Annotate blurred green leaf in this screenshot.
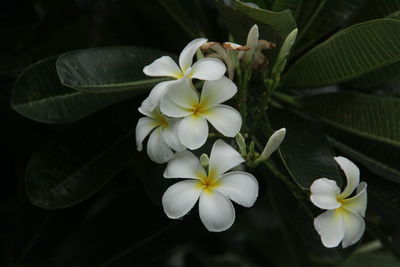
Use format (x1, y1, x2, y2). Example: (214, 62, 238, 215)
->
(299, 91, 400, 148)
(268, 108, 342, 189)
(25, 102, 137, 209)
(57, 46, 174, 93)
(11, 56, 140, 123)
(0, 51, 31, 77)
(284, 19, 400, 88)
(335, 252, 400, 267)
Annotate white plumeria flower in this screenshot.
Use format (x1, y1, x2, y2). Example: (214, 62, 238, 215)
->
(162, 139, 259, 232)
(160, 76, 242, 150)
(141, 38, 227, 110)
(135, 105, 185, 164)
(310, 156, 368, 248)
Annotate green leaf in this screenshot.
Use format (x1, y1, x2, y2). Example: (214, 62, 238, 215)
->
(352, 0, 400, 23)
(271, 0, 302, 13)
(293, 0, 366, 56)
(11, 56, 141, 124)
(25, 102, 137, 209)
(299, 91, 400, 148)
(348, 60, 400, 88)
(57, 46, 174, 93)
(336, 252, 400, 267)
(367, 174, 400, 215)
(328, 134, 400, 184)
(268, 108, 342, 189)
(284, 19, 400, 88)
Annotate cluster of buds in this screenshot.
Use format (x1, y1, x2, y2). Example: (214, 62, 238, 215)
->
(200, 25, 276, 79)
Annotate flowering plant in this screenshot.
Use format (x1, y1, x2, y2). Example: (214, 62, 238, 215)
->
(5, 0, 400, 266)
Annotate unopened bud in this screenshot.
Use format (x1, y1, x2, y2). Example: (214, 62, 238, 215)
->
(200, 153, 209, 167)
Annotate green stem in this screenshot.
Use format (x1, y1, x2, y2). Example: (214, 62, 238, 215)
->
(273, 91, 300, 108)
(296, 0, 327, 43)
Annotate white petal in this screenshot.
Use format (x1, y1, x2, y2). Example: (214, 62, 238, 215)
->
(246, 24, 259, 48)
(162, 180, 202, 219)
(216, 171, 258, 207)
(199, 190, 235, 232)
(258, 128, 286, 160)
(143, 56, 182, 78)
(178, 115, 209, 150)
(179, 38, 207, 73)
(163, 150, 206, 179)
(314, 210, 345, 248)
(209, 139, 244, 177)
(138, 104, 153, 117)
(162, 118, 185, 152)
(310, 178, 341, 210)
(135, 117, 158, 151)
(160, 78, 198, 118)
(340, 208, 365, 248)
(335, 156, 360, 198)
(188, 58, 226, 80)
(200, 76, 237, 107)
(203, 105, 242, 137)
(342, 182, 367, 217)
(140, 81, 174, 111)
(147, 128, 174, 163)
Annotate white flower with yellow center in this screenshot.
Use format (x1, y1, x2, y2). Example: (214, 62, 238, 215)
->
(135, 106, 184, 163)
(141, 38, 226, 110)
(162, 139, 258, 232)
(160, 76, 242, 150)
(310, 156, 368, 248)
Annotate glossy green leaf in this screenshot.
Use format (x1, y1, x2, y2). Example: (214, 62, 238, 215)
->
(11, 56, 141, 124)
(57, 46, 174, 93)
(268, 108, 342, 189)
(299, 91, 400, 148)
(284, 19, 400, 88)
(25, 103, 137, 209)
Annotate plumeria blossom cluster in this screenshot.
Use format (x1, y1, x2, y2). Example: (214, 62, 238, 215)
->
(135, 25, 368, 246)
(135, 26, 286, 232)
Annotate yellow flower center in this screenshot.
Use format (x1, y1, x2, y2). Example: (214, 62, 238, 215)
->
(189, 102, 209, 117)
(196, 168, 220, 194)
(153, 112, 169, 128)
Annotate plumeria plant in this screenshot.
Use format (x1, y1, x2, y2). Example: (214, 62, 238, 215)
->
(5, 0, 400, 266)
